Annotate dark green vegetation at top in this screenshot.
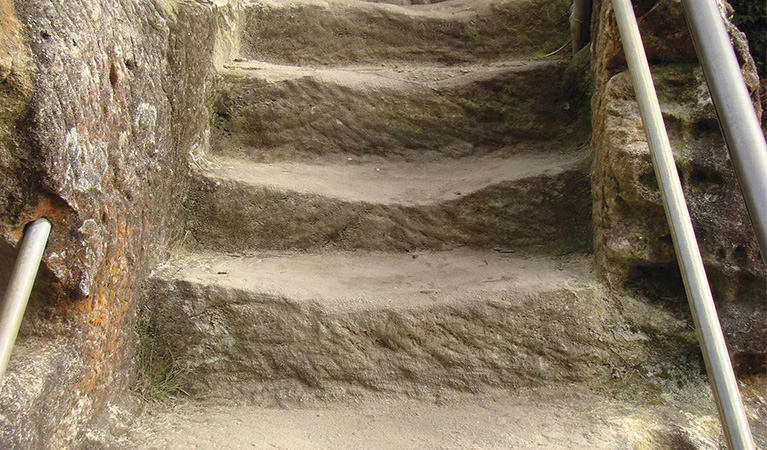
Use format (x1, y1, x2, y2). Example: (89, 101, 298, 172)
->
(729, 0, 766, 78)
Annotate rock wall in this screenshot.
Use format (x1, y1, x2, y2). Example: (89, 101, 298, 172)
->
(591, 0, 766, 373)
(0, 0, 237, 447)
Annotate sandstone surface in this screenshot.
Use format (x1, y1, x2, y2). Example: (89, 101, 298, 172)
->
(590, 0, 766, 371)
(0, 0, 239, 446)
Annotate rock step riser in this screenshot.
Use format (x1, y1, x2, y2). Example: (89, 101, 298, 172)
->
(240, 0, 572, 65)
(211, 62, 578, 160)
(150, 278, 639, 402)
(185, 168, 591, 252)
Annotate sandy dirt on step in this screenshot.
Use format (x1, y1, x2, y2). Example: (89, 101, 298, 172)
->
(120, 385, 664, 449)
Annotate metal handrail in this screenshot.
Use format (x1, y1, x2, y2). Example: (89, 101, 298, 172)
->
(0, 218, 52, 381)
(611, 1, 755, 449)
(679, 0, 767, 271)
(571, 0, 592, 54)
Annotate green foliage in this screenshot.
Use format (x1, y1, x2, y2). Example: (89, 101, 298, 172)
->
(729, 0, 767, 78)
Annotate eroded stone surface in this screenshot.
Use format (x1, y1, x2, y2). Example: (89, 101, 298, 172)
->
(590, 0, 766, 370)
(186, 150, 591, 252)
(210, 60, 580, 160)
(117, 384, 728, 449)
(0, 1, 238, 447)
(147, 251, 697, 404)
(1, 0, 764, 447)
(0, 338, 84, 448)
(239, 0, 572, 65)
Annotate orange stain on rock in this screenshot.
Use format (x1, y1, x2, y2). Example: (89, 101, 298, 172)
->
(12, 195, 73, 240)
(78, 212, 140, 399)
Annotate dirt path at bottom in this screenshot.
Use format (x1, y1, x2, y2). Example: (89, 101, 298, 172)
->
(117, 384, 726, 450)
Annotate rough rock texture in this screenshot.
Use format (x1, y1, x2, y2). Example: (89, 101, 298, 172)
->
(148, 251, 697, 404)
(0, 1, 238, 447)
(186, 151, 591, 253)
(590, 0, 766, 373)
(0, 0, 762, 446)
(210, 60, 580, 160)
(0, 1, 32, 248)
(0, 339, 84, 448)
(239, 0, 572, 65)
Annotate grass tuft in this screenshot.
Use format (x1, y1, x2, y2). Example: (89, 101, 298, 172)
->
(133, 292, 189, 402)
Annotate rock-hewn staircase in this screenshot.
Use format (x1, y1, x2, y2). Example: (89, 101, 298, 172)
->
(122, 0, 735, 447)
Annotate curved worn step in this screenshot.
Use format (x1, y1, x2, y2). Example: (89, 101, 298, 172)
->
(146, 249, 693, 404)
(185, 150, 591, 252)
(210, 59, 583, 160)
(239, 0, 572, 65)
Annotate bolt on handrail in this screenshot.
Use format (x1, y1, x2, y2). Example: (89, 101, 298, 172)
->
(611, 1, 755, 449)
(0, 218, 52, 381)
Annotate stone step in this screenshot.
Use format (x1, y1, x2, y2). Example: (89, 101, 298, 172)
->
(145, 249, 694, 404)
(185, 149, 591, 253)
(120, 384, 725, 449)
(239, 0, 572, 65)
(210, 59, 584, 161)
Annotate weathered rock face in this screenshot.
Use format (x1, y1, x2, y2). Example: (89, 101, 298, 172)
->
(0, 0, 33, 293)
(591, 0, 766, 373)
(0, 0, 763, 445)
(0, 0, 236, 447)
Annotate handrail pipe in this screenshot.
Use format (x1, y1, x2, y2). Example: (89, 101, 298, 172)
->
(611, 1, 755, 449)
(680, 0, 767, 271)
(0, 219, 52, 381)
(571, 0, 593, 54)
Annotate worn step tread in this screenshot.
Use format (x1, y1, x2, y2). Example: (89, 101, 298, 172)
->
(198, 149, 586, 206)
(239, 0, 572, 65)
(249, 0, 499, 19)
(186, 149, 591, 252)
(146, 249, 697, 409)
(211, 57, 580, 159)
(220, 58, 563, 89)
(153, 249, 589, 310)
